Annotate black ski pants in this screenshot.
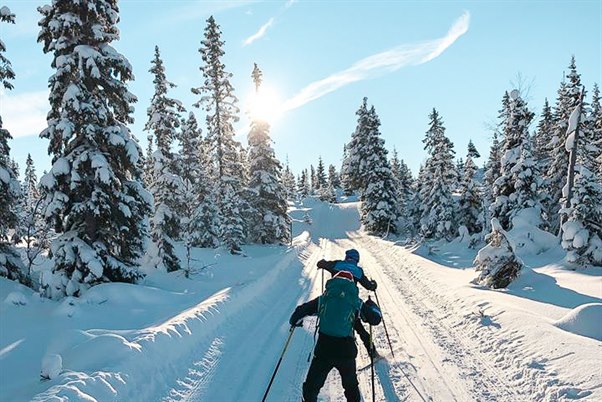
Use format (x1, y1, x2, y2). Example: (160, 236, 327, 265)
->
(302, 355, 361, 402)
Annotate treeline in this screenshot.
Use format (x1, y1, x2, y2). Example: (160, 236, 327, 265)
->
(0, 4, 290, 298)
(292, 57, 601, 267)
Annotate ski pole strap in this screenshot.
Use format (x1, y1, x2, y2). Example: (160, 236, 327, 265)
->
(262, 326, 296, 402)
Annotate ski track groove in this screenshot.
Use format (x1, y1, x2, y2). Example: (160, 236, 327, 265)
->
(348, 233, 590, 402)
(348, 234, 521, 402)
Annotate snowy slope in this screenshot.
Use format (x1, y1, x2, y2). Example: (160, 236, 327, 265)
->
(1, 198, 600, 401)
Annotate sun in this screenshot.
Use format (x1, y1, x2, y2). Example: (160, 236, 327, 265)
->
(247, 86, 283, 124)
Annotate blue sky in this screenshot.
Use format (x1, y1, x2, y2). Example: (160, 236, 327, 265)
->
(1, 0, 601, 178)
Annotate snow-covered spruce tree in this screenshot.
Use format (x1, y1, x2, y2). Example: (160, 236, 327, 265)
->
(359, 105, 401, 235)
(21, 153, 51, 278)
(179, 112, 219, 249)
(327, 164, 340, 190)
(458, 143, 483, 235)
(0, 5, 27, 285)
(532, 99, 555, 227)
(310, 165, 316, 194)
(340, 144, 354, 196)
(473, 218, 523, 289)
(482, 131, 502, 230)
(192, 16, 245, 253)
(560, 88, 602, 266)
(489, 90, 537, 230)
(546, 57, 584, 233)
(246, 64, 290, 244)
(419, 108, 458, 240)
(390, 148, 414, 210)
(342, 98, 372, 195)
(316, 157, 327, 190)
(282, 159, 297, 200)
(145, 45, 185, 272)
(589, 84, 602, 177)
(298, 169, 310, 199)
(37, 0, 151, 298)
(142, 134, 154, 189)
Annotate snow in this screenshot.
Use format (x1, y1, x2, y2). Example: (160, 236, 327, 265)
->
(1, 198, 600, 401)
(41, 354, 63, 380)
(565, 132, 575, 152)
(554, 303, 602, 341)
(566, 105, 580, 136)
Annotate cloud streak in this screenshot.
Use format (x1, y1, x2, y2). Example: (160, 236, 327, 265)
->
(0, 90, 48, 138)
(281, 11, 470, 112)
(243, 17, 274, 46)
(243, 0, 297, 46)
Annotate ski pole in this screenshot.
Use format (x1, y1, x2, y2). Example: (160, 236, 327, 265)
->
(307, 267, 325, 362)
(262, 326, 296, 402)
(369, 324, 375, 402)
(374, 290, 395, 358)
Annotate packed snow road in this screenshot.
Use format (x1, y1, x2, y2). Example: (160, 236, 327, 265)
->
(160, 234, 538, 402)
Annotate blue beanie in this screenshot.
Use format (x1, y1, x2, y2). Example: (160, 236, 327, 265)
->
(345, 249, 360, 263)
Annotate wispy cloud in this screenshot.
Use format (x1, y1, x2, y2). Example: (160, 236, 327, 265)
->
(281, 12, 470, 112)
(242, 0, 297, 46)
(0, 90, 48, 138)
(243, 17, 274, 46)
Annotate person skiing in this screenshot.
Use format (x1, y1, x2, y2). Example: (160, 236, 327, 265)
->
(290, 270, 374, 402)
(317, 249, 378, 357)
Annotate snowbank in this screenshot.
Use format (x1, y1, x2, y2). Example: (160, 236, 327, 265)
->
(554, 303, 602, 341)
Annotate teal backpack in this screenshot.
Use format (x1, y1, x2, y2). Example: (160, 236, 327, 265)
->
(318, 277, 362, 337)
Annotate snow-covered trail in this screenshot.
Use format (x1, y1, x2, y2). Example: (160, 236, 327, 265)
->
(157, 202, 597, 402)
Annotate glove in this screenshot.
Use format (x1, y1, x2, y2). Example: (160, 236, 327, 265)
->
(316, 259, 327, 269)
(369, 280, 377, 291)
(289, 318, 303, 327)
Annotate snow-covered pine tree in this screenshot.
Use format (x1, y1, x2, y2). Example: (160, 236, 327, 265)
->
(589, 84, 602, 177)
(192, 16, 245, 253)
(532, 99, 555, 227)
(0, 5, 27, 285)
(458, 142, 483, 235)
(467, 140, 481, 159)
(21, 153, 50, 277)
(298, 169, 309, 199)
(310, 165, 316, 194)
(246, 64, 290, 244)
(282, 159, 297, 201)
(143, 135, 154, 189)
(327, 164, 340, 190)
(37, 0, 151, 298)
(179, 112, 219, 249)
(316, 157, 327, 190)
(390, 148, 414, 206)
(145, 45, 185, 272)
(546, 57, 584, 233)
(419, 108, 458, 240)
(560, 88, 602, 266)
(342, 98, 372, 195)
(489, 90, 537, 230)
(359, 105, 401, 235)
(340, 144, 354, 196)
(473, 218, 523, 289)
(0, 6, 15, 90)
(483, 131, 502, 229)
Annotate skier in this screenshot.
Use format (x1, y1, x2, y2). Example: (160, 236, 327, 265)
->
(317, 249, 378, 357)
(290, 270, 379, 402)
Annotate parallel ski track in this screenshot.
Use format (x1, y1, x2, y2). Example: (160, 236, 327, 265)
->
(345, 234, 524, 401)
(162, 241, 324, 402)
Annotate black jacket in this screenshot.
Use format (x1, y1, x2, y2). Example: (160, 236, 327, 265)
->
(290, 297, 360, 359)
